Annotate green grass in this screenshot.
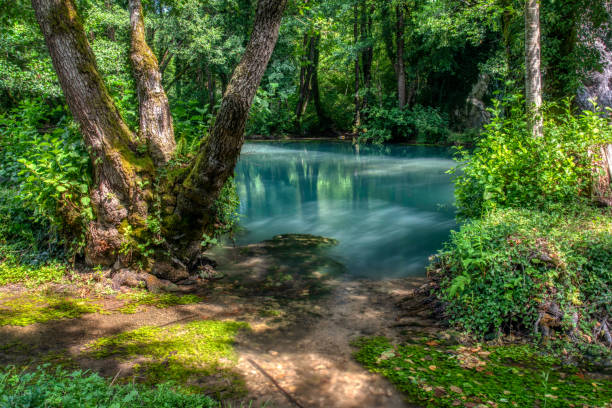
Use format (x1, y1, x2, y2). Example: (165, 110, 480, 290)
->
(0, 365, 218, 407)
(87, 320, 249, 397)
(353, 336, 612, 408)
(0, 293, 101, 326)
(116, 290, 202, 314)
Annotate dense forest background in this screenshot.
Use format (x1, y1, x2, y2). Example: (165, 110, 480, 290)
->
(1, 0, 610, 146)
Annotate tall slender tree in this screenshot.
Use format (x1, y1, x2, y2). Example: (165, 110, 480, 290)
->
(525, 0, 543, 138)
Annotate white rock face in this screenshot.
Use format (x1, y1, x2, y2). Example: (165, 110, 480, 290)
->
(578, 21, 612, 111)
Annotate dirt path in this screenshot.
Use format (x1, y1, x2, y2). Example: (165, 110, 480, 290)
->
(232, 278, 435, 408)
(0, 236, 440, 407)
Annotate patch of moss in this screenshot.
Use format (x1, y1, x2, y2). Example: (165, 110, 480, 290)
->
(86, 320, 249, 397)
(0, 293, 101, 326)
(0, 263, 66, 286)
(353, 336, 612, 408)
(117, 290, 202, 313)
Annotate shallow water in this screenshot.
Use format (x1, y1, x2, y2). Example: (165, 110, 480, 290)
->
(234, 141, 456, 278)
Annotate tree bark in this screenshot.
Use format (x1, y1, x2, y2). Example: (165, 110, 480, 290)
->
(129, 0, 176, 165)
(353, 1, 361, 129)
(360, 0, 373, 111)
(310, 35, 330, 128)
(295, 34, 316, 123)
(207, 65, 216, 112)
(172, 0, 287, 256)
(396, 3, 406, 109)
(31, 0, 152, 266)
(525, 0, 543, 138)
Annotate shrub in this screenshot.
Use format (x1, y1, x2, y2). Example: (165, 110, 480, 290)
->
(0, 365, 218, 407)
(358, 104, 450, 144)
(0, 98, 92, 261)
(430, 206, 612, 340)
(453, 98, 612, 218)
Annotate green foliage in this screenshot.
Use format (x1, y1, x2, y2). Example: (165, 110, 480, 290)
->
(0, 365, 217, 407)
(359, 104, 450, 144)
(87, 320, 248, 395)
(453, 98, 612, 217)
(353, 336, 612, 407)
(0, 292, 101, 326)
(430, 206, 612, 337)
(213, 177, 241, 237)
(0, 99, 92, 260)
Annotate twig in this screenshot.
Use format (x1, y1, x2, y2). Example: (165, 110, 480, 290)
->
(110, 369, 122, 386)
(247, 359, 305, 408)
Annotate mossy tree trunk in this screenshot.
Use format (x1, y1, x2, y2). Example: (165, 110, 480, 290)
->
(32, 0, 287, 274)
(128, 0, 176, 166)
(32, 0, 152, 267)
(171, 0, 287, 259)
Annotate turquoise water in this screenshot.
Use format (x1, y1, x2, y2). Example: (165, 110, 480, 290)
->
(234, 141, 456, 278)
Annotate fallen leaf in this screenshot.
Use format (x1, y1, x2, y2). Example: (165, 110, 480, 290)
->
(450, 385, 463, 394)
(429, 365, 437, 371)
(434, 386, 447, 397)
(426, 340, 439, 346)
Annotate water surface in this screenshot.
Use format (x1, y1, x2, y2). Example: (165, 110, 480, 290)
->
(234, 141, 456, 278)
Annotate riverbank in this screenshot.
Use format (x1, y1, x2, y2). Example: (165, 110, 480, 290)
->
(1, 235, 611, 407)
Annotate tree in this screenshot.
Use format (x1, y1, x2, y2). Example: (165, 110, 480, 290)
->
(525, 0, 543, 138)
(31, 0, 287, 276)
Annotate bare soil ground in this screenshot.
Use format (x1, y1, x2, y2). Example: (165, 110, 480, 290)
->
(0, 237, 439, 407)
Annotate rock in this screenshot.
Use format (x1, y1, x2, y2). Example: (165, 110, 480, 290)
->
(152, 260, 189, 282)
(111, 269, 143, 290)
(140, 273, 165, 293)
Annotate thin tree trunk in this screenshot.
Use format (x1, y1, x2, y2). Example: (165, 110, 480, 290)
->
(295, 34, 310, 123)
(311, 35, 330, 128)
(360, 0, 373, 111)
(525, 0, 543, 138)
(296, 34, 316, 123)
(104, 0, 116, 41)
(31, 0, 151, 266)
(207, 66, 216, 112)
(173, 0, 287, 257)
(353, 1, 361, 130)
(129, 0, 176, 165)
(396, 3, 406, 109)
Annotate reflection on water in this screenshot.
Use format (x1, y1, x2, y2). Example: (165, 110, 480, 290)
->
(234, 141, 456, 278)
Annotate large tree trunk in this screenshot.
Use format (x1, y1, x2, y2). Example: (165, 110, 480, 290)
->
(32, 0, 287, 273)
(171, 0, 287, 258)
(525, 0, 543, 138)
(31, 0, 152, 267)
(129, 0, 176, 166)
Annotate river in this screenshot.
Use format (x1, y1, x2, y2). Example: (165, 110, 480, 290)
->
(234, 141, 456, 278)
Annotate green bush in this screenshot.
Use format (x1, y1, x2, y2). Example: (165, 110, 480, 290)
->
(453, 98, 612, 218)
(0, 99, 92, 261)
(0, 366, 217, 407)
(359, 104, 450, 144)
(431, 206, 612, 338)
